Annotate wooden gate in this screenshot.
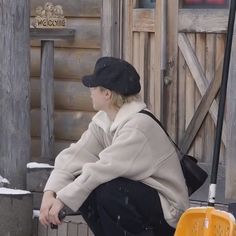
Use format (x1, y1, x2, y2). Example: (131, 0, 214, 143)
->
(102, 0, 236, 200)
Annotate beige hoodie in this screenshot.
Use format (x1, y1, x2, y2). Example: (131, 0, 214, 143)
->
(44, 101, 189, 227)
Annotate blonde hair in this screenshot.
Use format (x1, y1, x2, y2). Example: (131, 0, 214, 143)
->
(99, 87, 141, 108)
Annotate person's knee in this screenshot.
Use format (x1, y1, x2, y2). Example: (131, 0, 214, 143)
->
(95, 178, 126, 206)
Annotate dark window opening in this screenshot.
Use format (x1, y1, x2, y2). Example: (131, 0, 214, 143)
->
(139, 0, 156, 8)
(183, 0, 229, 8)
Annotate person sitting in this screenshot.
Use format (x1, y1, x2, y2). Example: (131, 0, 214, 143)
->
(39, 57, 189, 236)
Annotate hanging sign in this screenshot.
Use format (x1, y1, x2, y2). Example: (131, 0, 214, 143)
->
(32, 2, 66, 28)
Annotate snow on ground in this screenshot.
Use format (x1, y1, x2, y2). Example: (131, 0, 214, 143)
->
(33, 210, 40, 218)
(27, 162, 54, 169)
(0, 187, 31, 195)
(0, 175, 10, 184)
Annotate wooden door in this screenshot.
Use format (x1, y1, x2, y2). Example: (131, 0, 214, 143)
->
(101, 0, 236, 200)
(102, 0, 163, 119)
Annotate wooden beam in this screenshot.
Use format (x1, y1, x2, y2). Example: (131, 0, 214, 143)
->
(178, 33, 226, 146)
(179, 9, 228, 33)
(225, 22, 236, 200)
(101, 0, 122, 57)
(180, 61, 223, 154)
(123, 0, 134, 62)
(30, 28, 75, 40)
(0, 0, 30, 189)
(165, 0, 179, 140)
(154, 0, 166, 120)
(31, 0, 101, 18)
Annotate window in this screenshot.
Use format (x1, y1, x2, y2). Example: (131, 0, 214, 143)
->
(183, 0, 229, 8)
(139, 0, 156, 8)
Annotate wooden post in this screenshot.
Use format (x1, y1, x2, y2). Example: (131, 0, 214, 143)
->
(0, 0, 30, 188)
(165, 0, 179, 141)
(30, 29, 75, 162)
(41, 41, 54, 160)
(225, 22, 236, 200)
(101, 0, 122, 57)
(0, 191, 33, 236)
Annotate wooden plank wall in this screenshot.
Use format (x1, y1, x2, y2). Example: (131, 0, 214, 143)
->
(34, 215, 94, 236)
(30, 0, 102, 160)
(178, 32, 226, 163)
(132, 31, 157, 113)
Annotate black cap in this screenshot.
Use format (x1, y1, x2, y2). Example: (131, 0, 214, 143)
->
(82, 57, 141, 96)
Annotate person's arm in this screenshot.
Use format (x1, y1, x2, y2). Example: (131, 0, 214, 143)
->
(56, 126, 161, 212)
(44, 122, 104, 193)
(40, 122, 104, 226)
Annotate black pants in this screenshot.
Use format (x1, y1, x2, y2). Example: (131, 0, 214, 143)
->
(79, 178, 175, 236)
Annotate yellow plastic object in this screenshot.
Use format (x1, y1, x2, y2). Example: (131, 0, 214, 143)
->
(174, 207, 236, 236)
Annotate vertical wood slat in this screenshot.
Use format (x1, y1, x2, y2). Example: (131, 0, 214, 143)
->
(68, 223, 78, 236)
(58, 223, 68, 236)
(204, 34, 216, 162)
(215, 34, 226, 165)
(154, 0, 166, 120)
(101, 0, 122, 57)
(139, 32, 149, 103)
(185, 33, 196, 155)
(148, 34, 156, 112)
(195, 33, 206, 159)
(41, 41, 54, 160)
(123, 0, 134, 62)
(225, 22, 236, 200)
(178, 51, 186, 144)
(0, 0, 31, 188)
(165, 0, 179, 140)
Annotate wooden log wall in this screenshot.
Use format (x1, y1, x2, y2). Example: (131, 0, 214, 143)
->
(30, 0, 102, 161)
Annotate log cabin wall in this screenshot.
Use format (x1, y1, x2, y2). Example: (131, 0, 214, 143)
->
(30, 0, 102, 161)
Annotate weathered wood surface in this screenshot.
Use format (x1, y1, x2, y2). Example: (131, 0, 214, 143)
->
(179, 9, 228, 33)
(0, 0, 31, 188)
(30, 18, 101, 49)
(31, 110, 94, 141)
(180, 60, 223, 155)
(165, 0, 179, 140)
(35, 215, 94, 236)
(30, 28, 76, 41)
(225, 22, 236, 200)
(178, 33, 226, 146)
(132, 9, 154, 32)
(27, 168, 52, 192)
(31, 78, 93, 111)
(31, 0, 102, 17)
(190, 163, 228, 204)
(31, 138, 71, 160)
(101, 0, 121, 56)
(41, 41, 54, 160)
(31, 47, 100, 79)
(0, 193, 33, 236)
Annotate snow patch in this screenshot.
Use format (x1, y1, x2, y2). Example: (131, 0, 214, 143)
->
(0, 187, 31, 195)
(33, 210, 40, 218)
(27, 162, 54, 169)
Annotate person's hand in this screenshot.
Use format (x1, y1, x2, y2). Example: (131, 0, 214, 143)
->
(39, 191, 56, 226)
(48, 198, 65, 226)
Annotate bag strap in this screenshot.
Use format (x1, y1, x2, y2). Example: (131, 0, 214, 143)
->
(139, 110, 181, 153)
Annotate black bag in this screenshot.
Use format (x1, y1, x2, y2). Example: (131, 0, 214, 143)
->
(139, 110, 208, 196)
(180, 154, 208, 196)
